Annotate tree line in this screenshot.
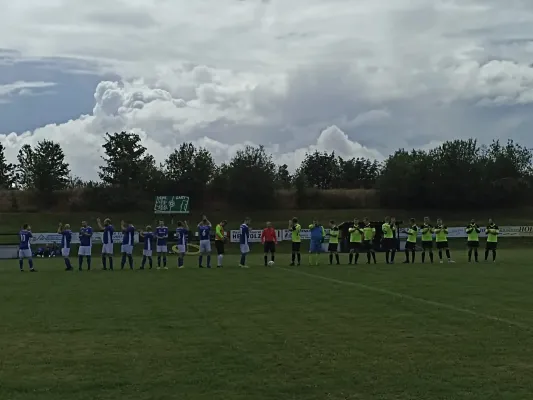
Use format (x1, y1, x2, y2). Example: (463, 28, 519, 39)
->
(0, 132, 531, 211)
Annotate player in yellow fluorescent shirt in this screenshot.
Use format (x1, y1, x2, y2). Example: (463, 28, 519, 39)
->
(362, 217, 376, 264)
(214, 220, 227, 268)
(348, 218, 363, 265)
(327, 220, 340, 265)
(434, 218, 455, 263)
(421, 216, 434, 263)
(466, 219, 481, 263)
(484, 218, 499, 262)
(382, 216, 396, 264)
(403, 218, 418, 263)
(289, 217, 301, 266)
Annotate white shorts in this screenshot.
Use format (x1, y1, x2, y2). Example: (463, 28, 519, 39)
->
(156, 245, 167, 253)
(121, 244, 133, 254)
(240, 244, 250, 254)
(61, 248, 70, 257)
(177, 244, 186, 254)
(19, 249, 32, 258)
(102, 243, 113, 255)
(199, 240, 211, 253)
(78, 246, 92, 256)
(143, 250, 152, 257)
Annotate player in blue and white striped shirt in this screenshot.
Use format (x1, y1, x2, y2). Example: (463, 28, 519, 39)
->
(155, 221, 169, 270)
(19, 224, 36, 272)
(120, 220, 135, 270)
(175, 221, 189, 269)
(58, 222, 73, 271)
(140, 226, 154, 270)
(78, 221, 93, 271)
(239, 217, 251, 268)
(97, 217, 114, 271)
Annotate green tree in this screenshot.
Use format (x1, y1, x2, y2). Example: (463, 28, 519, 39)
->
(275, 164, 292, 189)
(298, 151, 341, 189)
(163, 143, 216, 203)
(225, 145, 277, 208)
(16, 140, 70, 192)
(338, 157, 379, 189)
(99, 132, 155, 188)
(0, 143, 15, 189)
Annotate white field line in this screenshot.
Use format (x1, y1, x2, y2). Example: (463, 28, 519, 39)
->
(278, 267, 530, 330)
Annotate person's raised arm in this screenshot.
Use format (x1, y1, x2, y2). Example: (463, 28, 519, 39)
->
(96, 218, 105, 231)
(57, 222, 63, 234)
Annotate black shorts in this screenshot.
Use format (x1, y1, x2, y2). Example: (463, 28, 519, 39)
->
(436, 241, 448, 249)
(363, 240, 373, 251)
(349, 242, 361, 252)
(328, 243, 338, 252)
(291, 242, 301, 252)
(486, 242, 497, 250)
(382, 238, 394, 250)
(467, 241, 479, 248)
(405, 241, 416, 250)
(422, 240, 433, 249)
(264, 242, 276, 253)
(215, 240, 225, 255)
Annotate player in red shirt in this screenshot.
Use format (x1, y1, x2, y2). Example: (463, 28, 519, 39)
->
(261, 222, 277, 266)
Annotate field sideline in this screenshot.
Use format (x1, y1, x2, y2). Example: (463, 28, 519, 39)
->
(1, 250, 533, 399)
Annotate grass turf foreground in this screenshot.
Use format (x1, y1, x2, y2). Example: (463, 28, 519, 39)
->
(1, 250, 533, 400)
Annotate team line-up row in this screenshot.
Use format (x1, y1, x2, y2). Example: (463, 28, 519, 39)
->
(15, 216, 500, 271)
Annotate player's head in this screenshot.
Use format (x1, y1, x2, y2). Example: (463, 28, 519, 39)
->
(104, 218, 111, 226)
(244, 217, 251, 224)
(177, 221, 183, 227)
(81, 220, 87, 227)
(363, 217, 369, 224)
(329, 220, 335, 227)
(436, 218, 442, 225)
(266, 221, 272, 227)
(410, 218, 416, 224)
(292, 217, 298, 224)
(64, 223, 71, 229)
(126, 220, 132, 227)
(470, 218, 476, 224)
(202, 216, 208, 224)
(159, 220, 164, 226)
(353, 218, 359, 225)
(312, 219, 317, 226)
(22, 223, 29, 230)
(488, 218, 493, 224)
(424, 216, 430, 223)
(385, 216, 390, 223)
(146, 225, 152, 231)
(221, 220, 227, 226)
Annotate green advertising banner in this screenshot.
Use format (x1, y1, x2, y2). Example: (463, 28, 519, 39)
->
(154, 196, 190, 214)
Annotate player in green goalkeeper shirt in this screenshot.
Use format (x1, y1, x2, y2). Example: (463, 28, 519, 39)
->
(403, 218, 417, 263)
(421, 216, 434, 263)
(348, 219, 363, 265)
(327, 220, 340, 265)
(485, 218, 499, 262)
(382, 216, 396, 264)
(434, 218, 455, 263)
(466, 219, 481, 262)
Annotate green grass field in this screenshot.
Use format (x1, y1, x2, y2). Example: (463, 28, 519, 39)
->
(1, 249, 533, 400)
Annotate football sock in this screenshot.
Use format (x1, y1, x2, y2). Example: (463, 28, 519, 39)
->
(329, 254, 333, 264)
(127, 255, 133, 269)
(291, 253, 295, 263)
(157, 256, 161, 267)
(438, 250, 443, 260)
(446, 249, 451, 259)
(141, 256, 146, 269)
(492, 250, 496, 261)
(484, 250, 489, 261)
(404, 249, 409, 262)
(411, 251, 415, 263)
(198, 255, 203, 267)
(366, 252, 371, 263)
(19, 259, 23, 270)
(385, 250, 390, 263)
(108, 257, 113, 270)
(271, 255, 275, 262)
(371, 252, 376, 263)
(349, 253, 353, 264)
(297, 253, 301, 264)
(429, 251, 434, 263)
(335, 254, 339, 264)
(121, 254, 126, 268)
(102, 255, 107, 269)
(64, 258, 71, 269)
(422, 251, 426, 263)
(474, 250, 478, 261)
(28, 259, 34, 270)
(354, 253, 360, 264)
(468, 249, 472, 261)
(206, 255, 211, 267)
(163, 256, 167, 267)
(264, 255, 268, 266)
(217, 254, 223, 266)
(391, 250, 396, 262)
(86, 256, 91, 270)
(148, 257, 152, 268)
(79, 255, 83, 269)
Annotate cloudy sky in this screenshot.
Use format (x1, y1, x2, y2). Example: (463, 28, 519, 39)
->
(1, 0, 533, 180)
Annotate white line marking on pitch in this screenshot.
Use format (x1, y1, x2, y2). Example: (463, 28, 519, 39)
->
(278, 267, 530, 330)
